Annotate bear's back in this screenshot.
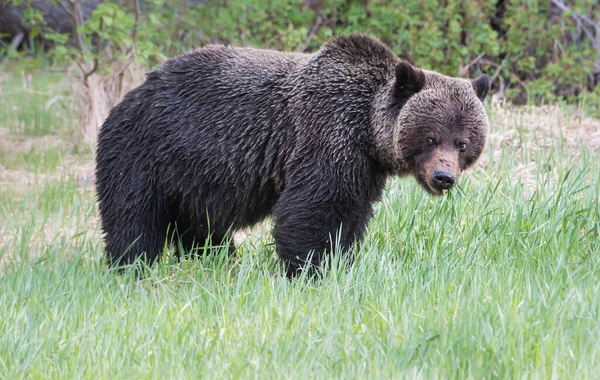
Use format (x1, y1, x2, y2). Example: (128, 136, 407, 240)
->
(140, 47, 312, 229)
(148, 45, 310, 90)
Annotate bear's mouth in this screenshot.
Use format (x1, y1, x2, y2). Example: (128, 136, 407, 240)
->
(415, 172, 444, 196)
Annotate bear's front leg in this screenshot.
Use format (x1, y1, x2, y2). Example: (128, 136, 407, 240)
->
(273, 177, 374, 278)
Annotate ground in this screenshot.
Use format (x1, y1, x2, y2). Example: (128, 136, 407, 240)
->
(0, 68, 599, 378)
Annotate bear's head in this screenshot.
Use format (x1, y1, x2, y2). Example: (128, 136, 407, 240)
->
(385, 62, 490, 196)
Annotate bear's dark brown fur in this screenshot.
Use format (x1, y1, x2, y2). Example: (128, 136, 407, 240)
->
(95, 34, 490, 277)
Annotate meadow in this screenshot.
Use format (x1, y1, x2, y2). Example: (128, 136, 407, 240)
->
(0, 68, 599, 379)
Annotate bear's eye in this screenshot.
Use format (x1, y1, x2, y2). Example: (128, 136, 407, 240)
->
(458, 142, 468, 152)
(427, 137, 436, 146)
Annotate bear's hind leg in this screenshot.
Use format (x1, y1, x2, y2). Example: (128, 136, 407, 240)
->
(102, 205, 169, 269)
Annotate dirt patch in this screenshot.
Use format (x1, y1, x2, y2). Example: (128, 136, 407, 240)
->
(0, 123, 97, 191)
(482, 104, 600, 163)
(0, 127, 67, 155)
(0, 151, 96, 194)
(473, 104, 600, 193)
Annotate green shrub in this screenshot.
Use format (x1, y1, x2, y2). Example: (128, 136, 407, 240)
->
(2, 0, 598, 108)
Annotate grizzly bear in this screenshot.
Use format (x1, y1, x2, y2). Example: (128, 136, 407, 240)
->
(95, 34, 490, 277)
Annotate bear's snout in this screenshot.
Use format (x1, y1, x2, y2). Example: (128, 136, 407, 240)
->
(418, 149, 461, 195)
(432, 170, 456, 191)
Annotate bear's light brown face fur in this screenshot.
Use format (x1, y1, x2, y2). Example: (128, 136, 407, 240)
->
(394, 70, 490, 195)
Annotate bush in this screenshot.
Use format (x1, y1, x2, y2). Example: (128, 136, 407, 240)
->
(2, 0, 599, 108)
(195, 0, 600, 107)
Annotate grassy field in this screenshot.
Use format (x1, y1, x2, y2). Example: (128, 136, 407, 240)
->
(0, 68, 599, 379)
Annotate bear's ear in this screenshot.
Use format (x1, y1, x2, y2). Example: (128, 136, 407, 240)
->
(471, 74, 490, 102)
(393, 61, 426, 103)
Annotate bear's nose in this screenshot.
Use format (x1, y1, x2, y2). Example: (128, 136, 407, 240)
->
(432, 170, 456, 190)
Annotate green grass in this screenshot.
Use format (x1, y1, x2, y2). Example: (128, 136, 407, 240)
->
(0, 69, 599, 379)
(0, 145, 64, 172)
(0, 69, 72, 137)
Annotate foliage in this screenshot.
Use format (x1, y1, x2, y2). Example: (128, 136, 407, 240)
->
(45, 2, 138, 69)
(198, 0, 600, 107)
(1, 0, 598, 107)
